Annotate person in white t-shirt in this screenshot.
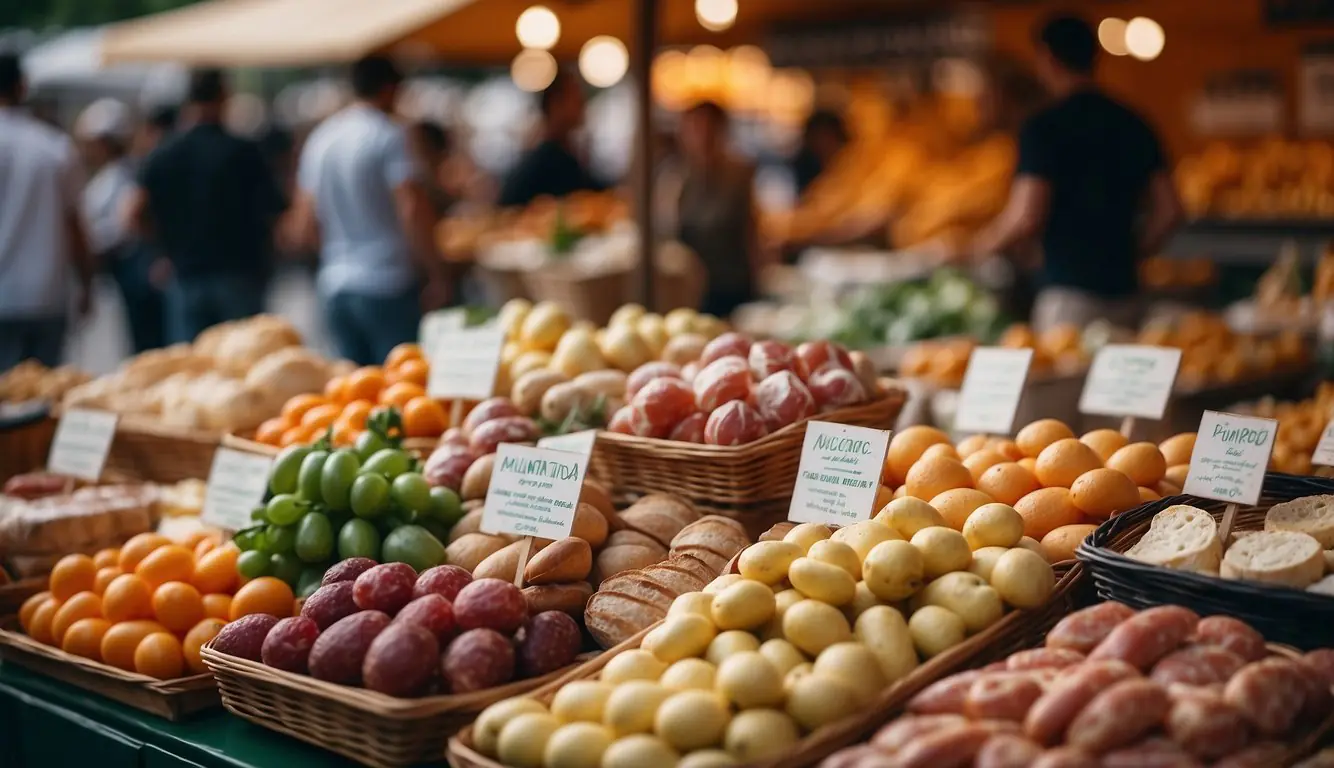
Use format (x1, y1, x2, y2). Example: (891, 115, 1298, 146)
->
(0, 54, 94, 370)
(290, 56, 449, 365)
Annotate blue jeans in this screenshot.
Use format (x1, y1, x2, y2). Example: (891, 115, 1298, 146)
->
(165, 273, 267, 344)
(0, 316, 66, 371)
(324, 288, 421, 366)
(109, 245, 165, 354)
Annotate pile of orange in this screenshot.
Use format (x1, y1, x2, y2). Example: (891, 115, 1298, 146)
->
(18, 532, 295, 679)
(252, 343, 449, 447)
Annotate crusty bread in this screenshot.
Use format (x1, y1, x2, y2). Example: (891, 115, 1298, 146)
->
(523, 582, 593, 615)
(583, 552, 725, 648)
(669, 516, 749, 563)
(606, 529, 668, 553)
(585, 591, 665, 649)
(592, 544, 662, 584)
(1125, 505, 1222, 574)
(1265, 495, 1334, 548)
(1221, 531, 1325, 589)
(620, 495, 700, 548)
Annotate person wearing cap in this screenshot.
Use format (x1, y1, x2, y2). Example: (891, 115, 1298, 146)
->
(126, 68, 287, 343)
(0, 54, 94, 370)
(970, 14, 1183, 331)
(76, 98, 163, 354)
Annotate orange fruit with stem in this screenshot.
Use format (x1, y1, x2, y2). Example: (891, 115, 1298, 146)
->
(386, 343, 423, 370)
(403, 396, 448, 438)
(50, 554, 98, 601)
(152, 582, 205, 633)
(380, 382, 426, 410)
(103, 574, 155, 622)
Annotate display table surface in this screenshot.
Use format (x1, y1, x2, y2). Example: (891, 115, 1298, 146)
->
(0, 663, 373, 768)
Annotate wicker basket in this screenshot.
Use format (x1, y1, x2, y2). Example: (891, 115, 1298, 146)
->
(589, 387, 907, 538)
(0, 408, 56, 484)
(448, 564, 1085, 768)
(0, 577, 48, 616)
(202, 641, 595, 768)
(0, 619, 217, 719)
(1077, 472, 1334, 650)
(95, 415, 221, 483)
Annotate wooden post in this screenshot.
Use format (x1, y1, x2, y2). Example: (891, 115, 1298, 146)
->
(450, 400, 465, 430)
(633, 0, 658, 310)
(1218, 502, 1240, 546)
(513, 536, 533, 588)
(1118, 416, 1136, 440)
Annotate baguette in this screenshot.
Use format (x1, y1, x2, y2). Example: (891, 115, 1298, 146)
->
(1125, 505, 1221, 574)
(585, 591, 666, 649)
(1265, 495, 1334, 548)
(1221, 531, 1324, 588)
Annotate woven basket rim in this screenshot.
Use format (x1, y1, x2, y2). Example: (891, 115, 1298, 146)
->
(0, 624, 214, 691)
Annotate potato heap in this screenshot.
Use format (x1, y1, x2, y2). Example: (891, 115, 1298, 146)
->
(877, 423, 1198, 564)
(471, 503, 1056, 768)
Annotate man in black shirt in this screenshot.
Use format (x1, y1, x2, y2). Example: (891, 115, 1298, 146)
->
(127, 69, 286, 343)
(972, 15, 1183, 331)
(498, 71, 602, 208)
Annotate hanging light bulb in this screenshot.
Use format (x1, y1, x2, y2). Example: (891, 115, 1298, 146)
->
(1125, 17, 1165, 61)
(1098, 18, 1128, 56)
(695, 0, 738, 32)
(516, 5, 560, 50)
(511, 49, 558, 92)
(579, 36, 628, 88)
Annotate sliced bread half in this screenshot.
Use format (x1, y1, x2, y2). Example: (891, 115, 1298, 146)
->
(1221, 531, 1325, 588)
(1126, 505, 1223, 573)
(1265, 495, 1334, 548)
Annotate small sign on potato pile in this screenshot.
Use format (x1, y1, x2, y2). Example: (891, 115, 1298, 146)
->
(536, 429, 598, 458)
(1184, 410, 1278, 542)
(482, 442, 592, 587)
(47, 408, 118, 482)
(789, 421, 891, 526)
(425, 319, 505, 413)
(954, 347, 1033, 436)
(1078, 344, 1182, 437)
(201, 447, 275, 531)
(1312, 421, 1334, 467)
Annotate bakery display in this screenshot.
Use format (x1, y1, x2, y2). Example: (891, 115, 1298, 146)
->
(0, 360, 90, 404)
(0, 485, 159, 578)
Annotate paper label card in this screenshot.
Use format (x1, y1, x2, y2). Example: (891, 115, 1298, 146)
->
(1313, 421, 1334, 467)
(537, 430, 597, 457)
(1183, 410, 1277, 506)
(954, 348, 1033, 435)
(48, 408, 118, 481)
(1079, 345, 1182, 420)
(426, 322, 506, 400)
(482, 443, 590, 539)
(202, 448, 275, 531)
(418, 308, 469, 353)
(789, 421, 891, 526)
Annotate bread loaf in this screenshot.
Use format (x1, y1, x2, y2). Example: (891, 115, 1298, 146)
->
(760, 522, 797, 542)
(620, 494, 700, 547)
(445, 533, 508, 572)
(1265, 495, 1334, 548)
(524, 537, 593, 584)
(593, 544, 661, 584)
(670, 515, 749, 560)
(572, 503, 609, 548)
(606, 529, 668, 553)
(523, 582, 593, 615)
(584, 553, 727, 649)
(1221, 531, 1324, 588)
(585, 592, 665, 649)
(448, 508, 485, 543)
(1125, 505, 1222, 574)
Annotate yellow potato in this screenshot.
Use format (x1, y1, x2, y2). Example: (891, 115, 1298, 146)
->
(862, 539, 926, 601)
(806, 539, 862, 578)
(908, 605, 967, 658)
(829, 521, 901, 562)
(716, 651, 785, 709)
(990, 548, 1056, 609)
(757, 639, 807, 677)
(782, 599, 852, 656)
(785, 674, 861, 730)
(813, 642, 887, 704)
(854, 605, 919, 683)
(600, 734, 679, 768)
(911, 526, 973, 578)
(551, 680, 614, 723)
(704, 574, 744, 594)
(660, 658, 717, 691)
(915, 572, 1004, 633)
(603, 681, 672, 736)
(738, 541, 803, 585)
(842, 581, 882, 622)
(642, 614, 716, 664)
(544, 723, 613, 768)
(759, 588, 804, 641)
(475, 698, 549, 757)
(706, 630, 761, 667)
(962, 503, 1025, 550)
(782, 522, 832, 553)
(966, 546, 1009, 582)
(711, 579, 777, 631)
(498, 712, 561, 768)
(875, 497, 947, 538)
(668, 591, 714, 619)
(788, 557, 857, 606)
(601, 649, 666, 684)
(678, 750, 739, 768)
(654, 690, 730, 751)
(724, 709, 800, 762)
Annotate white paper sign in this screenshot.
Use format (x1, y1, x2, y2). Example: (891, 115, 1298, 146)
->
(954, 348, 1033, 435)
(1183, 411, 1277, 506)
(789, 422, 891, 525)
(418, 308, 468, 353)
(426, 322, 506, 400)
(537, 430, 597, 457)
(482, 443, 591, 540)
(47, 409, 118, 481)
(1312, 421, 1334, 467)
(202, 448, 275, 530)
(1079, 345, 1182, 420)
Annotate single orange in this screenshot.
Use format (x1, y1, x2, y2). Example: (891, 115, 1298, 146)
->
(323, 375, 350, 404)
(331, 423, 357, 447)
(389, 358, 429, 388)
(191, 546, 239, 595)
(301, 403, 342, 430)
(180, 530, 216, 550)
(254, 417, 290, 446)
(118, 533, 172, 572)
(93, 566, 124, 595)
(136, 544, 196, 588)
(380, 382, 426, 409)
(92, 548, 121, 570)
(19, 590, 52, 633)
(201, 594, 233, 621)
(27, 598, 60, 644)
(345, 366, 388, 402)
(402, 396, 448, 438)
(279, 424, 308, 447)
(101, 620, 169, 671)
(193, 537, 218, 559)
(61, 617, 112, 661)
(134, 632, 186, 679)
(49, 554, 97, 601)
(51, 591, 102, 646)
(103, 574, 155, 623)
(152, 582, 205, 633)
(385, 342, 423, 370)
(337, 400, 375, 430)
(230, 577, 295, 621)
(183, 618, 226, 674)
(281, 393, 328, 423)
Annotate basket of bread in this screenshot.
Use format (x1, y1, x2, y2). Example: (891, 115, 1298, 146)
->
(1078, 472, 1334, 649)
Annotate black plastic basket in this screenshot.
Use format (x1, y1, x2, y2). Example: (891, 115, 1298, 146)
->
(1077, 472, 1334, 650)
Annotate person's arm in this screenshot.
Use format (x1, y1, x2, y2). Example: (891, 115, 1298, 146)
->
(970, 175, 1050, 258)
(385, 128, 449, 308)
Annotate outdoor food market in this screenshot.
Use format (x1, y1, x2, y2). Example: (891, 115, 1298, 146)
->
(7, 0, 1334, 766)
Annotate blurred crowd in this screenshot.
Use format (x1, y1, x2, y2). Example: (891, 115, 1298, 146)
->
(1, 51, 843, 372)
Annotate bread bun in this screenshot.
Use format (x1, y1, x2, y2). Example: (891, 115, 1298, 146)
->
(1265, 495, 1334, 548)
(1221, 530, 1324, 588)
(1125, 505, 1221, 574)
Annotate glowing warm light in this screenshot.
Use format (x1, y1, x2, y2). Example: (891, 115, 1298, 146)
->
(695, 0, 738, 32)
(1125, 17, 1164, 61)
(579, 36, 629, 88)
(511, 49, 558, 92)
(1098, 18, 1128, 56)
(516, 6, 560, 50)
